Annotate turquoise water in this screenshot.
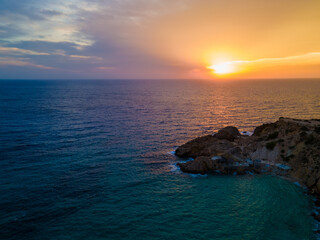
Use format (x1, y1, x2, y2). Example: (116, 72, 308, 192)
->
(1, 79, 319, 239)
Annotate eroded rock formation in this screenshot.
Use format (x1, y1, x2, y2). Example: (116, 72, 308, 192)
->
(175, 117, 320, 194)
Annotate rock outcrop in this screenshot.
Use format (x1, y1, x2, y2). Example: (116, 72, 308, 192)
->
(214, 126, 241, 141)
(175, 117, 320, 195)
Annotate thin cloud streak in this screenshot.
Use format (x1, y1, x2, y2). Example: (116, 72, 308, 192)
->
(0, 57, 53, 69)
(0, 47, 50, 55)
(96, 66, 116, 70)
(69, 55, 102, 61)
(209, 52, 320, 71)
(231, 52, 320, 65)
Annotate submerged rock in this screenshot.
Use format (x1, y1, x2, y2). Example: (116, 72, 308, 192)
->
(175, 117, 320, 194)
(177, 156, 212, 174)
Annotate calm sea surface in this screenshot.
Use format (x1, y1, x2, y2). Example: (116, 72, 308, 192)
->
(1, 79, 320, 240)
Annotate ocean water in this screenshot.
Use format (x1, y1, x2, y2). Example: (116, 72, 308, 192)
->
(1, 79, 320, 240)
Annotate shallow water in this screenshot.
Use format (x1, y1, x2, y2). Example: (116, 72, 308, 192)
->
(1, 79, 320, 239)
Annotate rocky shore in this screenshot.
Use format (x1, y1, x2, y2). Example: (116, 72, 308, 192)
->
(175, 117, 320, 220)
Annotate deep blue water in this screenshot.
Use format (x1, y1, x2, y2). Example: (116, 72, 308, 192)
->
(1, 79, 320, 240)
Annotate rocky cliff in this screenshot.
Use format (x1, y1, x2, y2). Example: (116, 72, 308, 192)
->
(175, 117, 320, 195)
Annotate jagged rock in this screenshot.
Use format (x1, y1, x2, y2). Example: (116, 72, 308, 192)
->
(214, 126, 241, 141)
(252, 123, 275, 136)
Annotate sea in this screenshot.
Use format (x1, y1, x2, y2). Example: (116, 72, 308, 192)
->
(1, 79, 320, 240)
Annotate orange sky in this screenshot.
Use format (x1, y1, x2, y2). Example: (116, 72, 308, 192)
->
(129, 0, 320, 79)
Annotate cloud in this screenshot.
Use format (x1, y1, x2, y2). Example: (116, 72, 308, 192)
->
(0, 57, 53, 69)
(96, 66, 116, 70)
(0, 0, 64, 22)
(234, 52, 320, 65)
(0, 41, 102, 62)
(0, 0, 92, 46)
(0, 25, 25, 39)
(40, 9, 63, 17)
(209, 52, 320, 71)
(0, 47, 49, 55)
(69, 55, 102, 61)
(6, 41, 83, 53)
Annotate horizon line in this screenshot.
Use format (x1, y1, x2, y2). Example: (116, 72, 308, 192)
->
(1, 77, 320, 81)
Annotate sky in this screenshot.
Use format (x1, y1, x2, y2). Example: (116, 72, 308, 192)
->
(0, 0, 320, 80)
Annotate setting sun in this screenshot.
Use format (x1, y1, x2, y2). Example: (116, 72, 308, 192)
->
(207, 62, 236, 75)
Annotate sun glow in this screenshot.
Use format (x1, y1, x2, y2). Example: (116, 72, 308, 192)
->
(207, 62, 236, 75)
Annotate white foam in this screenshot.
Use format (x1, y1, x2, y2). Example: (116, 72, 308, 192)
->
(167, 150, 176, 156)
(170, 163, 179, 172)
(170, 158, 194, 173)
(241, 131, 253, 136)
(190, 173, 208, 178)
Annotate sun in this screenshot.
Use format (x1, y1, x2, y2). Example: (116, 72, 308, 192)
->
(207, 62, 235, 75)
